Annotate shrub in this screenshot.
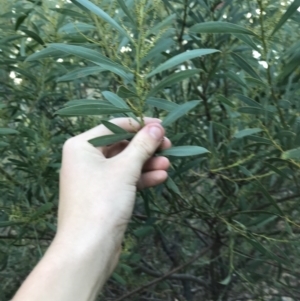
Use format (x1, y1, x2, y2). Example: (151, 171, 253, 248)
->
(1, 0, 300, 300)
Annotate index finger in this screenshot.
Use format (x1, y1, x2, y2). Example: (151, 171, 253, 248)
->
(75, 117, 162, 141)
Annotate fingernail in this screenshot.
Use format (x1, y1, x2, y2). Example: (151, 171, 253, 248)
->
(148, 125, 163, 140)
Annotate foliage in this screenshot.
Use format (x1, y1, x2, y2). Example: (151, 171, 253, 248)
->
(1, 0, 300, 300)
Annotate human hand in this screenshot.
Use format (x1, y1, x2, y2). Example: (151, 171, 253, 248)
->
(57, 117, 171, 247)
(12, 117, 171, 301)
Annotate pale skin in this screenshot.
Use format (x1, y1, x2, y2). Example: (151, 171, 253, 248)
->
(12, 117, 171, 301)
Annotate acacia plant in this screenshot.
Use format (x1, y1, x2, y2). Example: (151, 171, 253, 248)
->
(1, 0, 300, 300)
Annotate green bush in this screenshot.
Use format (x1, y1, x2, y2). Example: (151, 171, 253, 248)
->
(1, 0, 300, 300)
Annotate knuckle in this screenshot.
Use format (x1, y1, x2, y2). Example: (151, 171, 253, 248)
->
(62, 137, 81, 154)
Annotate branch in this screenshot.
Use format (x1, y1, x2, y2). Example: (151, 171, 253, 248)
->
(136, 265, 209, 288)
(113, 244, 213, 301)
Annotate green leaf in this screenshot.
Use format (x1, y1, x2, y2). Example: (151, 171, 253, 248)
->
(64, 99, 103, 106)
(26, 48, 65, 61)
(50, 8, 86, 18)
(57, 67, 106, 82)
(227, 71, 247, 88)
(117, 86, 138, 98)
(245, 77, 267, 87)
(148, 69, 200, 97)
(55, 103, 132, 116)
(133, 225, 154, 238)
(220, 274, 231, 286)
(15, 14, 28, 31)
(147, 49, 219, 78)
(159, 146, 210, 157)
(234, 128, 263, 139)
(233, 33, 260, 51)
(31, 203, 53, 219)
(102, 91, 130, 109)
(100, 120, 128, 134)
(282, 148, 300, 161)
(231, 53, 261, 80)
(112, 272, 127, 286)
(238, 107, 274, 116)
(264, 162, 292, 180)
(101, 91, 137, 120)
(271, 0, 300, 36)
(88, 133, 134, 147)
(48, 43, 125, 69)
(72, 0, 130, 38)
(0, 128, 19, 135)
(146, 14, 176, 36)
(0, 142, 9, 147)
(240, 166, 284, 215)
(58, 22, 96, 34)
(190, 21, 256, 36)
(162, 100, 200, 127)
(236, 94, 262, 108)
(117, 0, 136, 25)
(212, 121, 229, 131)
(21, 29, 44, 45)
(247, 135, 272, 145)
(165, 176, 182, 197)
(217, 95, 235, 108)
(0, 221, 22, 228)
(146, 97, 179, 111)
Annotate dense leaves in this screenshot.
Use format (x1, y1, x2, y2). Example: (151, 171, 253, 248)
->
(1, 0, 300, 300)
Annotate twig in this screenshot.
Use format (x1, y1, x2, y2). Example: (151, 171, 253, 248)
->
(113, 244, 213, 301)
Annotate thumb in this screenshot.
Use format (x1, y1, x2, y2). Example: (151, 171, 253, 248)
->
(121, 123, 165, 171)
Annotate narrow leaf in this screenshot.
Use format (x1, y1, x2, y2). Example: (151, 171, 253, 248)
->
(89, 133, 134, 147)
(102, 91, 130, 109)
(162, 100, 200, 127)
(117, 86, 138, 98)
(72, 0, 130, 38)
(240, 166, 284, 215)
(101, 91, 137, 120)
(236, 94, 262, 108)
(146, 97, 179, 111)
(49, 43, 124, 69)
(51, 8, 85, 18)
(57, 66, 106, 82)
(64, 99, 103, 106)
(148, 69, 200, 97)
(233, 33, 260, 51)
(100, 120, 128, 134)
(166, 176, 183, 197)
(190, 21, 256, 36)
(238, 107, 274, 116)
(234, 128, 263, 139)
(159, 146, 210, 157)
(21, 29, 44, 45)
(58, 22, 96, 34)
(245, 77, 267, 87)
(282, 148, 300, 161)
(146, 14, 176, 36)
(217, 95, 235, 108)
(227, 71, 247, 88)
(56, 103, 132, 116)
(147, 49, 219, 78)
(117, 0, 136, 25)
(0, 142, 9, 147)
(26, 48, 65, 61)
(264, 162, 292, 180)
(0, 128, 19, 135)
(271, 0, 300, 35)
(247, 135, 272, 145)
(231, 53, 261, 80)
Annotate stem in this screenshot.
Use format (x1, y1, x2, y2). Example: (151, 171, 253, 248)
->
(135, 0, 147, 126)
(257, 0, 287, 129)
